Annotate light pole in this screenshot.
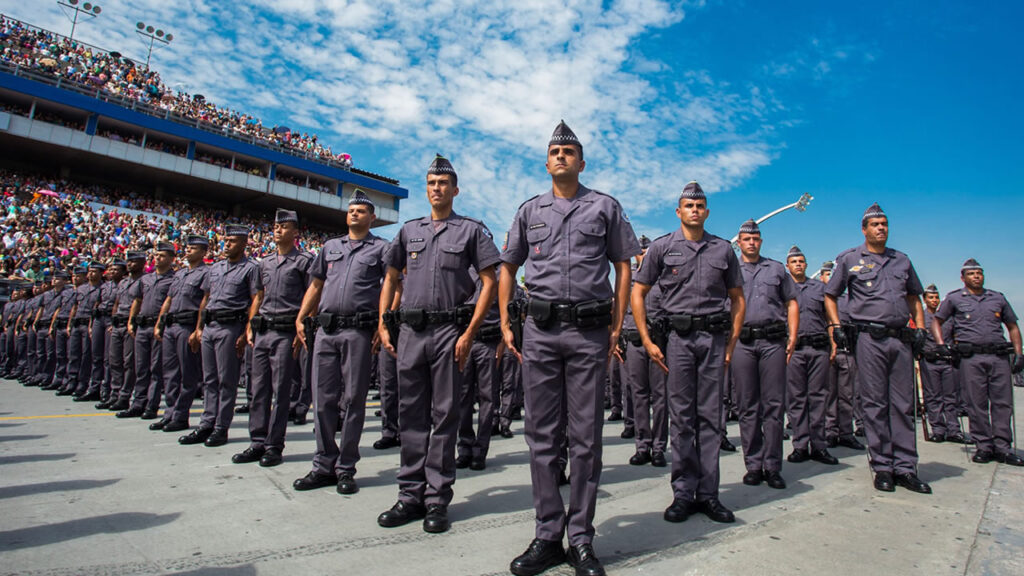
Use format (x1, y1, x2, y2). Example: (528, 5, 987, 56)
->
(135, 21, 173, 70)
(731, 193, 813, 247)
(57, 0, 101, 42)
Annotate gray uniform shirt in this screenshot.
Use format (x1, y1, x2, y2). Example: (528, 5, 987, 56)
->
(312, 234, 389, 315)
(635, 229, 742, 316)
(388, 213, 501, 310)
(258, 248, 313, 316)
(167, 265, 209, 314)
(202, 257, 260, 312)
(924, 308, 954, 353)
(56, 287, 76, 317)
(501, 185, 640, 303)
(935, 288, 1017, 346)
(98, 280, 117, 314)
(741, 257, 796, 326)
(132, 269, 175, 317)
(115, 276, 142, 316)
(42, 289, 63, 319)
(72, 282, 102, 319)
(825, 244, 923, 328)
(793, 277, 827, 335)
(467, 267, 500, 325)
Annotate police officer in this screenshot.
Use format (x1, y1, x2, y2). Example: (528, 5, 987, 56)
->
(233, 209, 313, 467)
(624, 242, 669, 467)
(373, 289, 402, 450)
(825, 203, 930, 494)
(179, 225, 260, 447)
(501, 122, 640, 576)
(153, 235, 209, 432)
(120, 244, 175, 419)
(0, 287, 21, 377)
(18, 282, 42, 385)
(292, 192, 387, 492)
(377, 154, 500, 534)
(932, 259, 1023, 466)
(6, 287, 28, 380)
(108, 253, 145, 411)
(95, 261, 125, 409)
(456, 267, 503, 470)
(50, 269, 77, 394)
(821, 261, 865, 449)
(497, 280, 527, 438)
(784, 246, 839, 466)
(633, 181, 744, 526)
(70, 263, 105, 400)
(919, 284, 966, 443)
(39, 273, 69, 390)
(732, 220, 798, 489)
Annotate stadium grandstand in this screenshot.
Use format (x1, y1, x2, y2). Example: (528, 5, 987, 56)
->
(0, 13, 407, 232)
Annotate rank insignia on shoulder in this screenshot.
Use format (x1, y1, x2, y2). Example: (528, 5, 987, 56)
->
(850, 265, 863, 273)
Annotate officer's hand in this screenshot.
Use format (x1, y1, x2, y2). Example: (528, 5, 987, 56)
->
(371, 330, 381, 355)
(830, 325, 848, 350)
(912, 328, 927, 356)
(379, 324, 397, 358)
(939, 343, 955, 357)
(295, 319, 307, 349)
(500, 324, 521, 364)
(612, 346, 624, 364)
(188, 330, 201, 353)
(235, 333, 246, 357)
(154, 327, 162, 341)
(127, 325, 135, 338)
(246, 325, 255, 348)
(829, 343, 837, 363)
(725, 341, 737, 367)
(786, 337, 797, 364)
(607, 329, 621, 361)
(645, 340, 668, 374)
(495, 339, 506, 362)
(1012, 354, 1024, 374)
(455, 331, 472, 372)
(291, 334, 302, 359)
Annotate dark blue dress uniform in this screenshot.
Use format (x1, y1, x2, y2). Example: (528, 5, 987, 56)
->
(128, 258, 175, 416)
(245, 234, 314, 461)
(502, 182, 640, 548)
(635, 222, 741, 511)
(196, 236, 261, 438)
(386, 210, 500, 513)
(826, 204, 928, 492)
(934, 260, 1021, 463)
(160, 243, 208, 428)
(306, 230, 389, 484)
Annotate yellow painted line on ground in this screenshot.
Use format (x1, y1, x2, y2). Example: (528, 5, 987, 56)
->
(0, 401, 382, 421)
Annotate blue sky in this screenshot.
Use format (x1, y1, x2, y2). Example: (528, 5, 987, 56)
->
(6, 1, 1023, 311)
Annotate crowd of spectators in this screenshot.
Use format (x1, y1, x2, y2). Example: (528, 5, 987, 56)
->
(1, 168, 338, 280)
(0, 15, 354, 170)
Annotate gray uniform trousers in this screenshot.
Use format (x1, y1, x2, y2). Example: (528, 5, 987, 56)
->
(666, 330, 727, 502)
(919, 358, 962, 436)
(498, 350, 522, 428)
(162, 324, 201, 424)
(826, 351, 859, 439)
(199, 321, 245, 430)
(458, 338, 500, 459)
(25, 328, 36, 377)
(732, 339, 787, 473)
(87, 318, 109, 395)
(111, 327, 135, 402)
(34, 330, 48, 382)
(290, 343, 313, 419)
(40, 332, 56, 385)
(14, 330, 27, 375)
(960, 354, 1013, 454)
(855, 333, 918, 474)
(131, 327, 163, 412)
(625, 343, 669, 454)
(787, 346, 830, 451)
(396, 322, 464, 507)
(249, 329, 299, 451)
(68, 325, 92, 394)
(52, 329, 69, 388)
(954, 366, 968, 414)
(521, 319, 607, 547)
(311, 327, 373, 476)
(378, 346, 400, 440)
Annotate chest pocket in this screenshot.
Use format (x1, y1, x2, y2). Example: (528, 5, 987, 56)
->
(853, 267, 879, 289)
(526, 225, 551, 260)
(757, 273, 780, 297)
(660, 254, 693, 286)
(440, 244, 466, 270)
(407, 240, 427, 269)
(185, 274, 204, 299)
(573, 221, 606, 258)
(357, 253, 381, 279)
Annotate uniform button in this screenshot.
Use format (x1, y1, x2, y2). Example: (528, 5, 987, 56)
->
(866, 282, 872, 287)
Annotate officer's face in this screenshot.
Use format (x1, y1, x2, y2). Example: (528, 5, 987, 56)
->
(924, 293, 940, 309)
(820, 270, 832, 283)
(862, 217, 888, 245)
(787, 256, 806, 278)
(347, 205, 376, 230)
(111, 267, 126, 281)
(87, 269, 102, 284)
(154, 251, 174, 270)
(426, 175, 458, 210)
(128, 260, 144, 275)
(676, 199, 709, 228)
(546, 145, 585, 180)
(54, 278, 66, 290)
(962, 269, 984, 291)
(185, 244, 206, 265)
(274, 222, 298, 246)
(73, 274, 86, 286)
(737, 233, 762, 258)
(224, 235, 247, 259)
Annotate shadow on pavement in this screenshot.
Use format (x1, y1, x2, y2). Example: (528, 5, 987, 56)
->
(0, 478, 120, 500)
(0, 434, 47, 442)
(917, 461, 968, 481)
(0, 511, 181, 551)
(449, 483, 534, 520)
(169, 566, 258, 576)
(0, 452, 76, 465)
